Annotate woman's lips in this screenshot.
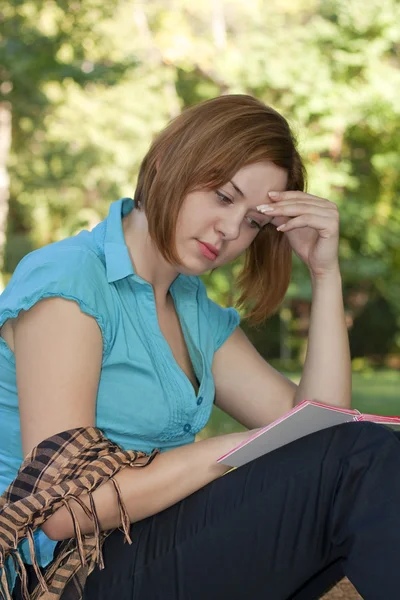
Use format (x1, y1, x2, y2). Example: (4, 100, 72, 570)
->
(197, 240, 218, 261)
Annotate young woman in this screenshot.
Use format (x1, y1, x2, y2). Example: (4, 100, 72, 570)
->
(1, 94, 400, 599)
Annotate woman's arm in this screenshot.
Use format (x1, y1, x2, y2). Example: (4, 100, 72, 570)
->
(294, 267, 351, 409)
(13, 297, 251, 541)
(46, 430, 248, 540)
(212, 268, 351, 428)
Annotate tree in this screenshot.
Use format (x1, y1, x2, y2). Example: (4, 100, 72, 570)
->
(2, 0, 399, 359)
(0, 0, 139, 278)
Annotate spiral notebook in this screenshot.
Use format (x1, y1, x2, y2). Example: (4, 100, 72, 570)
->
(217, 399, 400, 468)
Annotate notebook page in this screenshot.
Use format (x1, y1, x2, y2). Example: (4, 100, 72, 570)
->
(217, 403, 357, 468)
(358, 414, 400, 431)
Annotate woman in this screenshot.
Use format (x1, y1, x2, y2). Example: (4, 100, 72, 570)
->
(1, 94, 400, 599)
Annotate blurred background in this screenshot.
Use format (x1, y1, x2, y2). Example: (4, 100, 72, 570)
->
(1, 0, 399, 437)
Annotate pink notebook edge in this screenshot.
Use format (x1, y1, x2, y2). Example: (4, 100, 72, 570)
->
(216, 399, 400, 463)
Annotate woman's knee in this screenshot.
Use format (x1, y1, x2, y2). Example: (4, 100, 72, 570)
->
(329, 420, 398, 459)
(338, 419, 395, 440)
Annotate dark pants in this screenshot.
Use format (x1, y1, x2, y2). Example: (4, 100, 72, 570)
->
(13, 422, 400, 599)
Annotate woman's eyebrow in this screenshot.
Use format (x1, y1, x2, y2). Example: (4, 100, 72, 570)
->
(229, 179, 269, 220)
(229, 179, 245, 197)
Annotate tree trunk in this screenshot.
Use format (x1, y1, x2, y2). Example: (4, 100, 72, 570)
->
(0, 102, 11, 289)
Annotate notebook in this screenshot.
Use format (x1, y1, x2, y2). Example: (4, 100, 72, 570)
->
(217, 399, 400, 468)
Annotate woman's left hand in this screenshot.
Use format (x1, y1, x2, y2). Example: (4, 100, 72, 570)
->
(257, 191, 340, 278)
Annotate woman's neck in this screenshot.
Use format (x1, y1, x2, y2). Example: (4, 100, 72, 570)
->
(122, 208, 179, 307)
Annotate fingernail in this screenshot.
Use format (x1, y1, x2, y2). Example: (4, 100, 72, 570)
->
(268, 191, 280, 198)
(257, 205, 274, 212)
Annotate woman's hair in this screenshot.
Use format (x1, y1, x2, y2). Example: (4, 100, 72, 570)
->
(134, 94, 306, 326)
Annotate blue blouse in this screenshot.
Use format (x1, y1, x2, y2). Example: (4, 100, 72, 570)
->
(0, 197, 240, 586)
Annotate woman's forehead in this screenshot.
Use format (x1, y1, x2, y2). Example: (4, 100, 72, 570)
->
(230, 162, 288, 195)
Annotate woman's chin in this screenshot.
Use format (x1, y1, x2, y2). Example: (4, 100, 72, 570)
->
(176, 256, 220, 277)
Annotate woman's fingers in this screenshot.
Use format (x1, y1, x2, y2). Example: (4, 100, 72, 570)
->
(267, 190, 335, 204)
(275, 213, 339, 236)
(257, 203, 338, 219)
(260, 191, 338, 210)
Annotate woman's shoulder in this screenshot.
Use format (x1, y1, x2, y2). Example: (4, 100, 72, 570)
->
(15, 229, 103, 274)
(0, 234, 111, 321)
(7, 232, 105, 288)
(0, 233, 114, 359)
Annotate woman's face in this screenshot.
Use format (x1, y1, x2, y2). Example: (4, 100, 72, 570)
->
(175, 161, 288, 275)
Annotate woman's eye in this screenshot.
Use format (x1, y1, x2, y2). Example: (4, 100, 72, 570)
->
(215, 190, 233, 205)
(246, 217, 262, 230)
(216, 191, 262, 230)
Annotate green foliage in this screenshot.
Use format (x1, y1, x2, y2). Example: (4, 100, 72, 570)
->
(1, 0, 399, 358)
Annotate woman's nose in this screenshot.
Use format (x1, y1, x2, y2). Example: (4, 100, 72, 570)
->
(216, 217, 241, 241)
(216, 209, 244, 240)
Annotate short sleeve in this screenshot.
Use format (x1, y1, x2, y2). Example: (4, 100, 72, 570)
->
(197, 279, 241, 352)
(0, 246, 112, 362)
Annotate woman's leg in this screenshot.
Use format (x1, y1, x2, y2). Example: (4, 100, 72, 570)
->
(290, 559, 345, 599)
(294, 429, 400, 599)
(81, 421, 400, 600)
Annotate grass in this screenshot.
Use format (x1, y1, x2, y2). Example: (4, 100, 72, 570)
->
(197, 369, 400, 440)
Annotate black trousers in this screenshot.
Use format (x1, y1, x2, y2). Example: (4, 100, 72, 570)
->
(13, 422, 400, 599)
